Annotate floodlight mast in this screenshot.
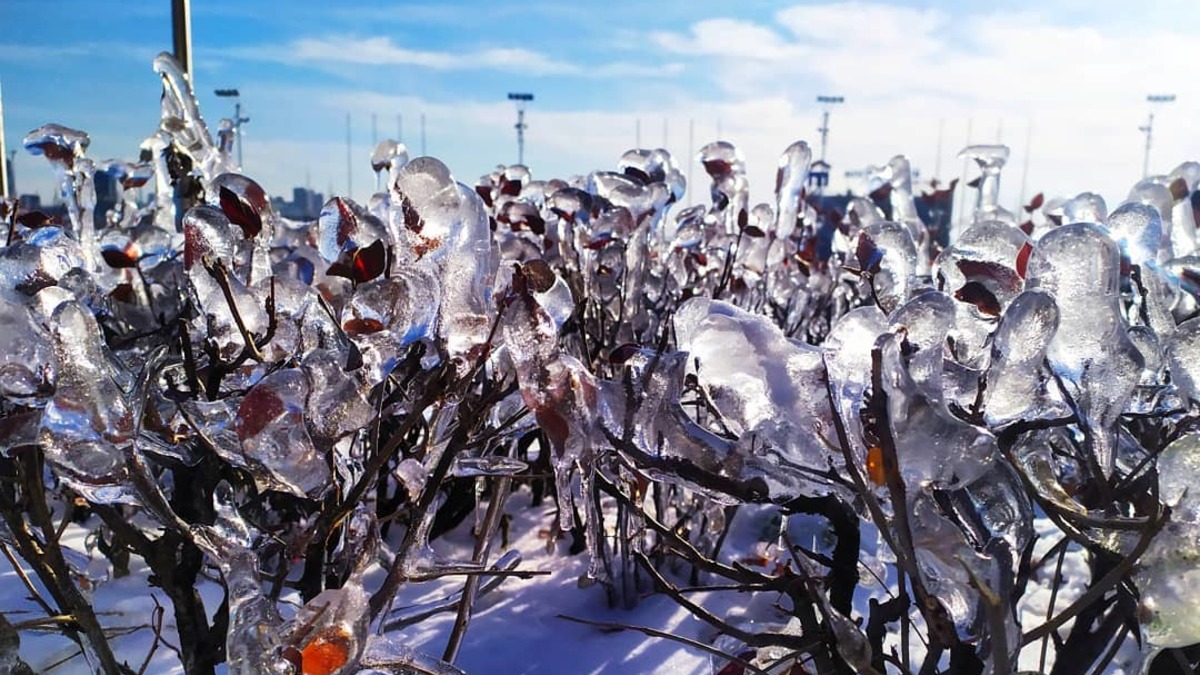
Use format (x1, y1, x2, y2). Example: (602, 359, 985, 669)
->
(214, 88, 250, 169)
(171, 0, 192, 81)
(816, 95, 844, 163)
(508, 93, 534, 165)
(1140, 93, 1175, 178)
(0, 80, 7, 198)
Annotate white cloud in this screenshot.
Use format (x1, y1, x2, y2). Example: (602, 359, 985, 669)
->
(648, 2, 1200, 209)
(651, 19, 795, 60)
(13, 3, 1199, 221)
(227, 35, 683, 79)
(0, 42, 156, 64)
(776, 2, 946, 48)
(287, 36, 570, 74)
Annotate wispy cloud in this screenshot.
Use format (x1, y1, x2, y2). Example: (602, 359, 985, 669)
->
(650, 3, 1192, 110)
(8, 1, 1199, 213)
(225, 35, 684, 79)
(643, 2, 1200, 206)
(0, 42, 157, 64)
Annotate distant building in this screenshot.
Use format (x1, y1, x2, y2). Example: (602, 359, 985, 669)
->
(915, 179, 958, 248)
(271, 186, 324, 220)
(811, 191, 852, 260)
(93, 169, 120, 228)
(17, 194, 40, 211)
(807, 160, 831, 190)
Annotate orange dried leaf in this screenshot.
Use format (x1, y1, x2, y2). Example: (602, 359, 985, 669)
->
(866, 446, 886, 486)
(301, 634, 351, 675)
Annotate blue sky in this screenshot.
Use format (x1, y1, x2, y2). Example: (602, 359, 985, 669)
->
(3, 0, 1199, 213)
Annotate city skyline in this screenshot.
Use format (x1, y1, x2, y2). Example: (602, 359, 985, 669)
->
(2, 0, 1199, 213)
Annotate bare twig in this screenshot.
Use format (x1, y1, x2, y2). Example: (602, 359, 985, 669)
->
(204, 258, 265, 362)
(634, 551, 814, 651)
(443, 475, 512, 663)
(556, 613, 774, 675)
(1038, 538, 1069, 672)
(134, 597, 167, 675)
(1022, 506, 1167, 645)
(6, 449, 124, 673)
(1, 540, 57, 618)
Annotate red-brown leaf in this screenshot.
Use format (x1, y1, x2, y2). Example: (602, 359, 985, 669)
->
(608, 343, 642, 364)
(219, 186, 263, 239)
(401, 196, 423, 233)
(351, 239, 387, 282)
(536, 409, 570, 458)
(328, 239, 387, 283)
(521, 259, 557, 293)
(333, 197, 358, 247)
(342, 317, 385, 336)
(474, 184, 494, 208)
(236, 386, 285, 441)
(855, 233, 882, 274)
(101, 247, 139, 269)
(703, 159, 732, 177)
(1016, 241, 1033, 278)
(1169, 177, 1190, 201)
(954, 281, 1002, 316)
(956, 259, 1021, 290)
(16, 211, 52, 229)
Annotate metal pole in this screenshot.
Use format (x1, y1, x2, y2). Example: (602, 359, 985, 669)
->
(815, 95, 844, 164)
(235, 101, 243, 169)
(956, 117, 973, 228)
(687, 118, 694, 207)
(171, 0, 193, 81)
(398, 114, 403, 142)
(0, 79, 8, 198)
(420, 113, 426, 156)
(1017, 119, 1033, 215)
(215, 89, 248, 169)
(1141, 112, 1154, 179)
(506, 93, 533, 166)
(516, 107, 526, 165)
(818, 110, 830, 162)
(1142, 94, 1176, 178)
(635, 118, 641, 148)
(934, 118, 944, 180)
(345, 113, 353, 197)
(372, 113, 380, 190)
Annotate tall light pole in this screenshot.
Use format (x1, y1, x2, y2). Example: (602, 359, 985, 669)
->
(816, 95, 844, 163)
(1141, 93, 1175, 178)
(214, 89, 250, 169)
(171, 0, 192, 81)
(507, 93, 533, 166)
(0, 79, 8, 198)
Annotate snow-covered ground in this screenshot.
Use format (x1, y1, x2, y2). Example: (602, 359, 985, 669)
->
(4, 492, 738, 674)
(0, 487, 1156, 674)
